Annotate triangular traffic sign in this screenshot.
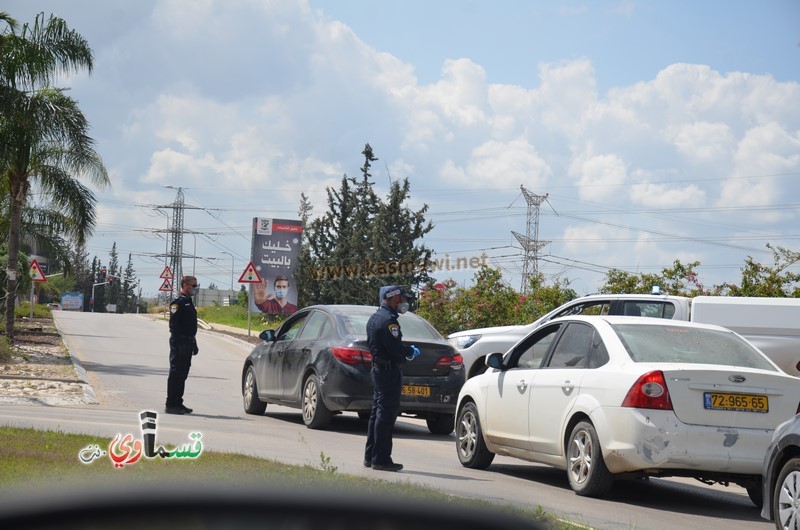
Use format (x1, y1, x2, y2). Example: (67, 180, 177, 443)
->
(160, 266, 173, 279)
(30, 259, 46, 283)
(238, 261, 263, 284)
(158, 279, 173, 292)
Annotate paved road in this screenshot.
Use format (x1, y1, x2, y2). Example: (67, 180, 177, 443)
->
(0, 311, 771, 530)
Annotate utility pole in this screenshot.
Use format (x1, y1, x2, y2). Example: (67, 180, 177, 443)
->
(512, 185, 550, 293)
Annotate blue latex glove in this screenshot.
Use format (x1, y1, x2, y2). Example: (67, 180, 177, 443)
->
(406, 344, 421, 361)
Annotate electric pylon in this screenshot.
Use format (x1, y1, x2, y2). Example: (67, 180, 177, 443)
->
(512, 185, 549, 293)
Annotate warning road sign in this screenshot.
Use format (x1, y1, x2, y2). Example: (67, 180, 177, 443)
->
(30, 259, 46, 283)
(158, 279, 173, 292)
(159, 266, 173, 279)
(238, 261, 263, 284)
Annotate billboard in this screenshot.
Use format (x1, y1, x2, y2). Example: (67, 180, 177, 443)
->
(60, 292, 84, 311)
(249, 218, 302, 316)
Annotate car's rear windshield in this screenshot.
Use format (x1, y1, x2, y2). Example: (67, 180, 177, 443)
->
(341, 310, 442, 341)
(611, 323, 778, 371)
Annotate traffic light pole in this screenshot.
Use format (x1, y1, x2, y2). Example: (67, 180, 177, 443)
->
(90, 275, 120, 313)
(91, 281, 109, 313)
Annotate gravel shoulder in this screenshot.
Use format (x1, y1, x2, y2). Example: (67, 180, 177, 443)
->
(0, 317, 90, 405)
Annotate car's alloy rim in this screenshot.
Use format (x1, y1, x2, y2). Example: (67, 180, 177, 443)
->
(244, 370, 254, 407)
(457, 409, 477, 458)
(778, 469, 800, 529)
(303, 379, 317, 422)
(568, 428, 593, 485)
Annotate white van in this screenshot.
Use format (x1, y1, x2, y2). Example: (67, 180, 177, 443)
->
(691, 296, 800, 377)
(449, 294, 800, 378)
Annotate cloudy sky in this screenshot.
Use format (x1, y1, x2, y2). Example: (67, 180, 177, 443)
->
(5, 0, 800, 298)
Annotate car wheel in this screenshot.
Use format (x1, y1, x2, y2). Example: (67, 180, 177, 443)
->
(426, 413, 455, 435)
(774, 457, 800, 529)
(566, 421, 613, 497)
(302, 374, 332, 429)
(455, 402, 495, 469)
(242, 366, 267, 415)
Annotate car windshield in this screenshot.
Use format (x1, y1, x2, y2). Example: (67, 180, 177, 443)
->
(340, 309, 442, 341)
(611, 323, 778, 371)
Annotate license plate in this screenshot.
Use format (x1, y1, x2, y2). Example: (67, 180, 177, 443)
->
(703, 392, 768, 413)
(402, 385, 430, 397)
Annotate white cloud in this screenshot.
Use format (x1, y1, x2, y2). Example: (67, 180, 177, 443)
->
(569, 154, 628, 201)
(440, 139, 551, 190)
(669, 121, 735, 166)
(629, 181, 706, 209)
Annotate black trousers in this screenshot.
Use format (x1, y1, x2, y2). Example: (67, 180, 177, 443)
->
(364, 364, 402, 466)
(166, 337, 193, 407)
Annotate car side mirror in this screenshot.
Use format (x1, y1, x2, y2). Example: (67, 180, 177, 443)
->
(259, 330, 276, 342)
(486, 352, 504, 370)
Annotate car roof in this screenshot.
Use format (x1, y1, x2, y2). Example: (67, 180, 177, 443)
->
(547, 314, 730, 332)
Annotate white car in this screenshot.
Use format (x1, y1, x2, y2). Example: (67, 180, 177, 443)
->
(448, 293, 690, 379)
(455, 315, 800, 505)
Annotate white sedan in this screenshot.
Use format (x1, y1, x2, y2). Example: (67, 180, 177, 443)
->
(455, 316, 800, 506)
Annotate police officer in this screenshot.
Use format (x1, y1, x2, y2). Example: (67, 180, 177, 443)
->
(363, 285, 420, 471)
(165, 275, 200, 415)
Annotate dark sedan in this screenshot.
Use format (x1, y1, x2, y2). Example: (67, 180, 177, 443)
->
(241, 305, 464, 434)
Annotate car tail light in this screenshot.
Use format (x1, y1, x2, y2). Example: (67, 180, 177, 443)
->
(621, 370, 673, 410)
(331, 347, 372, 367)
(435, 353, 464, 370)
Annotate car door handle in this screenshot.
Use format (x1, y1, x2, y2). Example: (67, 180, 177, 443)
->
(517, 379, 528, 393)
(561, 380, 574, 395)
(302, 348, 311, 355)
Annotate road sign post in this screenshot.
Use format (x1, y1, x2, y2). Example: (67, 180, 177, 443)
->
(237, 261, 263, 337)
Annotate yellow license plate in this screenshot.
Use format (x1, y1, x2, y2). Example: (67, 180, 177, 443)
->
(704, 392, 768, 413)
(402, 385, 430, 397)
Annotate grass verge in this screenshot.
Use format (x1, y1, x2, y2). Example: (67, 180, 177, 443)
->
(0, 426, 583, 529)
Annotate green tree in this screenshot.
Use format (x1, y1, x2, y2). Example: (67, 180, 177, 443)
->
(119, 253, 138, 313)
(416, 267, 577, 337)
(89, 256, 104, 312)
(70, 242, 93, 311)
(515, 274, 577, 322)
(599, 260, 704, 296)
(294, 192, 314, 308)
(451, 266, 518, 331)
(104, 242, 120, 311)
(0, 12, 109, 334)
(300, 144, 432, 305)
(714, 244, 800, 297)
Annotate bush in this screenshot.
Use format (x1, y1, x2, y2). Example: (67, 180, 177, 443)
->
(0, 336, 12, 363)
(14, 302, 52, 319)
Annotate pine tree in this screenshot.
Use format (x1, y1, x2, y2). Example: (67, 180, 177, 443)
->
(301, 144, 433, 306)
(106, 242, 120, 312)
(120, 253, 137, 312)
(90, 256, 104, 311)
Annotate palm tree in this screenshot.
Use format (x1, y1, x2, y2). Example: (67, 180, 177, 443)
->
(0, 12, 108, 336)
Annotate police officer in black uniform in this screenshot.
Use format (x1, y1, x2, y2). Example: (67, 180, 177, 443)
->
(165, 275, 200, 415)
(363, 285, 420, 471)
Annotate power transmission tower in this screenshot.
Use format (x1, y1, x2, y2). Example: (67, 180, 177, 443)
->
(152, 187, 204, 300)
(512, 185, 549, 293)
(169, 188, 185, 298)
